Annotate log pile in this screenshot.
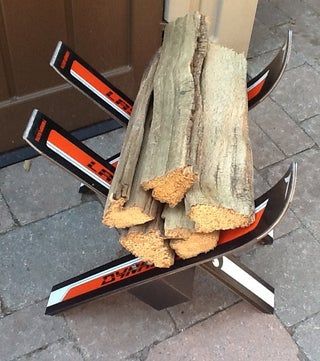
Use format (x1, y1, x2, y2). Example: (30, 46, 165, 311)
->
(102, 13, 255, 268)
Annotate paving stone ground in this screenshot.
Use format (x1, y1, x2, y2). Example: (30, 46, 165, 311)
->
(1, 1, 320, 360)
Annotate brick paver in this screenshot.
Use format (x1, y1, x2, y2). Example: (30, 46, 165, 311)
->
(293, 312, 320, 361)
(146, 302, 300, 361)
(14, 341, 84, 361)
(0, 156, 82, 225)
(0, 192, 15, 233)
(64, 292, 175, 360)
(0, 301, 67, 361)
(270, 64, 320, 122)
(84, 128, 124, 158)
(0, 201, 122, 312)
(249, 120, 285, 169)
(168, 268, 238, 330)
(241, 228, 320, 327)
(248, 19, 282, 58)
(301, 115, 320, 146)
(250, 98, 314, 156)
(261, 148, 320, 239)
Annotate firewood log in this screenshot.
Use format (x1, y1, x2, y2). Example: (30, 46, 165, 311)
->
(162, 203, 219, 259)
(170, 233, 219, 259)
(186, 43, 255, 232)
(102, 53, 160, 228)
(119, 206, 174, 268)
(140, 13, 208, 207)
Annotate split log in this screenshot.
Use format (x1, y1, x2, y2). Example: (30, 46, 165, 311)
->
(120, 206, 175, 268)
(162, 202, 193, 239)
(186, 43, 255, 232)
(162, 203, 219, 259)
(170, 233, 219, 259)
(102, 53, 160, 228)
(140, 13, 208, 207)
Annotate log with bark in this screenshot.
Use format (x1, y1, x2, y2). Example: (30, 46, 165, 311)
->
(102, 53, 160, 228)
(162, 203, 219, 259)
(120, 206, 175, 268)
(140, 13, 208, 207)
(185, 42, 255, 232)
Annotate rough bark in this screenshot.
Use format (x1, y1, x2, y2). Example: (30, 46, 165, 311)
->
(186, 43, 255, 232)
(162, 202, 194, 238)
(140, 13, 208, 207)
(162, 202, 219, 259)
(102, 53, 160, 228)
(120, 206, 174, 268)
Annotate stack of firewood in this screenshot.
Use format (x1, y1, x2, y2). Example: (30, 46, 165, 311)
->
(102, 13, 255, 268)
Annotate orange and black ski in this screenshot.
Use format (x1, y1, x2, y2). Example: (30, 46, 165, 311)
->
(22, 110, 296, 315)
(45, 161, 296, 315)
(23, 109, 118, 197)
(50, 42, 132, 126)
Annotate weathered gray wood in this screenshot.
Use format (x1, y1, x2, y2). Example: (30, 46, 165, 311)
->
(162, 202, 194, 238)
(186, 43, 255, 232)
(102, 53, 160, 228)
(120, 206, 175, 268)
(140, 13, 208, 207)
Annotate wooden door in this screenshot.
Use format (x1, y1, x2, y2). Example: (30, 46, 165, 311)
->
(0, 0, 163, 153)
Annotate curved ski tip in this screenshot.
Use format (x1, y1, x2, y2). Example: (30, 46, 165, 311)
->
(283, 161, 297, 204)
(284, 29, 293, 61)
(287, 29, 293, 44)
(23, 109, 39, 140)
(288, 161, 298, 203)
(50, 41, 63, 67)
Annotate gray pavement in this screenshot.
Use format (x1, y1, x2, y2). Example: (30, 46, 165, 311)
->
(1, 1, 320, 360)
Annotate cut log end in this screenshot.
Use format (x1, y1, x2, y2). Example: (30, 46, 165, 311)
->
(102, 197, 154, 228)
(165, 227, 192, 239)
(120, 229, 174, 268)
(170, 231, 219, 259)
(189, 204, 255, 232)
(142, 166, 197, 207)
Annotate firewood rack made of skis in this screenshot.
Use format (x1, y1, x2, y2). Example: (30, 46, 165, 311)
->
(22, 31, 296, 316)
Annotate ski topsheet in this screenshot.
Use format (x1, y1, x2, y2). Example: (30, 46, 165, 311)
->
(50, 41, 132, 126)
(45, 161, 296, 315)
(50, 30, 292, 125)
(23, 110, 118, 197)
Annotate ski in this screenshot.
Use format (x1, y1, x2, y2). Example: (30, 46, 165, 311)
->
(50, 41, 132, 126)
(23, 110, 118, 197)
(45, 161, 296, 315)
(201, 256, 275, 314)
(50, 30, 291, 127)
(247, 30, 292, 109)
(22, 110, 296, 315)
